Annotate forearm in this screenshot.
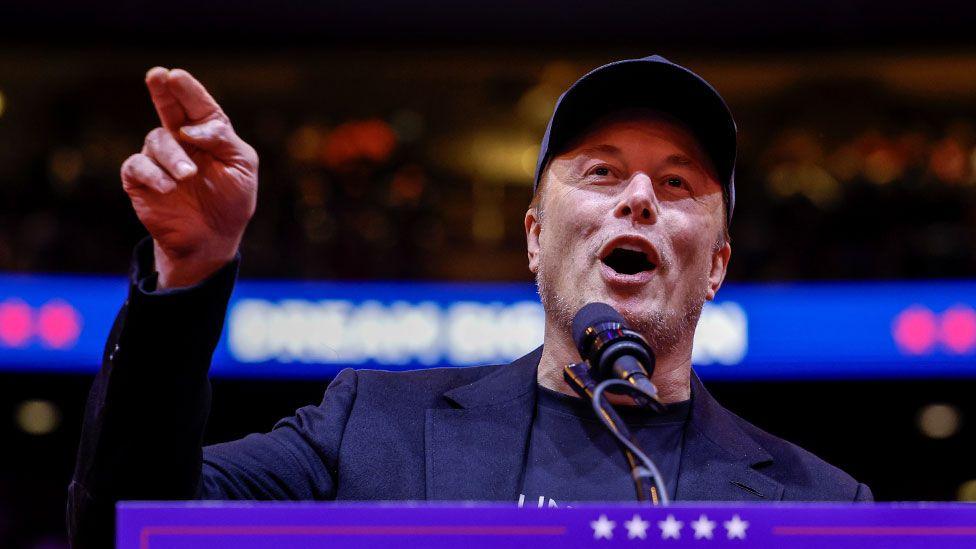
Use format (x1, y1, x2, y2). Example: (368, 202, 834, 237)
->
(68, 237, 239, 548)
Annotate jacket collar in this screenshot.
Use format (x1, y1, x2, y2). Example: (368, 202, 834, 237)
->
(687, 369, 773, 466)
(674, 369, 784, 501)
(440, 346, 541, 409)
(426, 346, 784, 502)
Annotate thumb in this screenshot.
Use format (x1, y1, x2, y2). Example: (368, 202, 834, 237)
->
(178, 119, 251, 162)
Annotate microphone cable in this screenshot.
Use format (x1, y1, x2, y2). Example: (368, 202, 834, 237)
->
(565, 362, 671, 505)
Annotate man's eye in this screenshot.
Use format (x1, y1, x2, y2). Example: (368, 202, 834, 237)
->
(665, 176, 686, 188)
(590, 166, 612, 177)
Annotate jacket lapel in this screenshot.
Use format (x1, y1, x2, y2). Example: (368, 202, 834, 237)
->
(425, 347, 541, 501)
(675, 370, 784, 501)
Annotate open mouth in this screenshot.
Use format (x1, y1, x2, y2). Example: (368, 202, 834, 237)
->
(601, 247, 657, 275)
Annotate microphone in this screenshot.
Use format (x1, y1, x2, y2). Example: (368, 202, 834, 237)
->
(571, 302, 659, 402)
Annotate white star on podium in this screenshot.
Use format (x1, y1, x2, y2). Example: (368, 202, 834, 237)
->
(624, 514, 650, 539)
(658, 514, 683, 539)
(591, 514, 616, 539)
(724, 514, 749, 539)
(690, 514, 717, 539)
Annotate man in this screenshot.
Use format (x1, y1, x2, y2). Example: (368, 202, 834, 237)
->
(68, 55, 872, 548)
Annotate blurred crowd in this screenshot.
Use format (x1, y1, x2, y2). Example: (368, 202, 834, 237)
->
(2, 53, 976, 284)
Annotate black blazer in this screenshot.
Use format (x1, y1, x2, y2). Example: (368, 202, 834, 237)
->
(68, 241, 872, 548)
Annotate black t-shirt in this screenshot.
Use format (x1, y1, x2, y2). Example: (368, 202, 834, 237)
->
(519, 384, 690, 507)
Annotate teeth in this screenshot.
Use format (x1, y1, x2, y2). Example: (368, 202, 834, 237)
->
(617, 243, 644, 253)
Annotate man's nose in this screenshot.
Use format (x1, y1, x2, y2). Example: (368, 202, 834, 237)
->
(614, 173, 658, 224)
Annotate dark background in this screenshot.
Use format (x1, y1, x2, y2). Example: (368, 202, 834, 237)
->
(2, 2, 976, 547)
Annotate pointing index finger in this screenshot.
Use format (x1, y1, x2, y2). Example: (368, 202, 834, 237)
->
(166, 69, 227, 124)
(145, 67, 186, 131)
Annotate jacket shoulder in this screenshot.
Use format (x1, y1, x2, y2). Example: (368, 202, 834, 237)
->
(348, 362, 507, 406)
(728, 412, 871, 501)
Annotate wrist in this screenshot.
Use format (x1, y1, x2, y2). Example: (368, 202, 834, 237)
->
(153, 240, 239, 290)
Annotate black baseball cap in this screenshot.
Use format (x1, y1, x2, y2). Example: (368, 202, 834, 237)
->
(534, 55, 738, 226)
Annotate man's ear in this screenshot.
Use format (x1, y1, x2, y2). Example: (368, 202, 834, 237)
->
(525, 207, 542, 274)
(706, 240, 731, 301)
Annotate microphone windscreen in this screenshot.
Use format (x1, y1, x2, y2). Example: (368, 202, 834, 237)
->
(571, 302, 626, 350)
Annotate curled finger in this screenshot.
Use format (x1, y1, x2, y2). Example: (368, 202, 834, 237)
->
(121, 153, 177, 194)
(143, 127, 197, 181)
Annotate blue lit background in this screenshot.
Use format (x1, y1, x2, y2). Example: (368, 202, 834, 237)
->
(1, 274, 974, 381)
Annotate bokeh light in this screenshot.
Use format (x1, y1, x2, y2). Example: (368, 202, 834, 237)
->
(916, 403, 961, 439)
(15, 400, 61, 436)
(958, 479, 976, 501)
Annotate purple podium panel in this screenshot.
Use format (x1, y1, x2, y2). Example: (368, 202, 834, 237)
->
(118, 501, 976, 549)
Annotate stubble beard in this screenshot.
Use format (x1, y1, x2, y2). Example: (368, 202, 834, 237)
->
(535, 248, 708, 358)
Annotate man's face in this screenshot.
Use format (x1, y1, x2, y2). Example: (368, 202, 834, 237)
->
(525, 112, 731, 356)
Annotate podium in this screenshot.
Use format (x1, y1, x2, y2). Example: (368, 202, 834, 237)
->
(118, 501, 976, 548)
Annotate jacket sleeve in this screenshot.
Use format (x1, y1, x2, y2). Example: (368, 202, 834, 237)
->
(853, 482, 874, 502)
(66, 238, 359, 548)
(199, 368, 357, 500)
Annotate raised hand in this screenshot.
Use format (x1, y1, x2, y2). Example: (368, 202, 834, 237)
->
(121, 67, 258, 289)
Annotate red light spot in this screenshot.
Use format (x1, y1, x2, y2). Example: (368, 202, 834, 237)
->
(940, 305, 976, 354)
(37, 299, 82, 349)
(0, 299, 33, 348)
(892, 305, 938, 355)
(321, 119, 397, 170)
